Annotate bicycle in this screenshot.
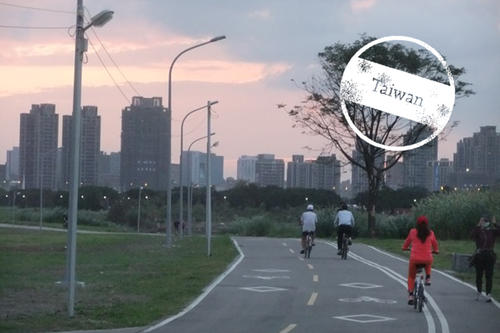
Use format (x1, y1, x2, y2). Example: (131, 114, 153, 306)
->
(304, 231, 313, 258)
(340, 233, 349, 260)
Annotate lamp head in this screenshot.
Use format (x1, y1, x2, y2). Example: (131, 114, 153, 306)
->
(209, 35, 226, 42)
(89, 10, 114, 28)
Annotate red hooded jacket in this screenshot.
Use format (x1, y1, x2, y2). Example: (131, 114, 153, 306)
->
(402, 228, 439, 261)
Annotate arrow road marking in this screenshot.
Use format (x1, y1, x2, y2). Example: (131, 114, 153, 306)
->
(239, 286, 288, 293)
(333, 314, 395, 323)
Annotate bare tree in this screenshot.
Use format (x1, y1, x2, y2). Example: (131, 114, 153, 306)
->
(285, 35, 474, 236)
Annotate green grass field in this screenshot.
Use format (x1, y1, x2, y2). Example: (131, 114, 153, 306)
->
(358, 238, 500, 300)
(0, 228, 238, 333)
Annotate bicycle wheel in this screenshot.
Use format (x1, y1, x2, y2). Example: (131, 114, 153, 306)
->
(418, 285, 425, 312)
(413, 282, 418, 310)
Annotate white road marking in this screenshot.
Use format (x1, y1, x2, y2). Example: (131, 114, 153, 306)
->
(282, 242, 288, 247)
(279, 324, 297, 333)
(366, 244, 500, 309)
(242, 275, 290, 280)
(339, 296, 397, 304)
(307, 264, 314, 270)
(313, 274, 319, 282)
(253, 269, 290, 273)
(289, 248, 295, 254)
(142, 237, 245, 333)
(240, 286, 288, 293)
(324, 241, 438, 333)
(333, 314, 395, 323)
(339, 282, 382, 289)
(307, 292, 318, 306)
(298, 256, 304, 261)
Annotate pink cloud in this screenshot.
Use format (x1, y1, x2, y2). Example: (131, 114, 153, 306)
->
(350, 0, 377, 12)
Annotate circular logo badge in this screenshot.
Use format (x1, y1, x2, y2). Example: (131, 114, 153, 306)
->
(340, 36, 455, 151)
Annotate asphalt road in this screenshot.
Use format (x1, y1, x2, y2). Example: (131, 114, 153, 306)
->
(141, 237, 500, 333)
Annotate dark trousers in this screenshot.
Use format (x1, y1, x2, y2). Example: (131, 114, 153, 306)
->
(475, 251, 496, 294)
(337, 225, 353, 249)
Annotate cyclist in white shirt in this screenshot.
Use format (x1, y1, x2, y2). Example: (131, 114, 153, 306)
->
(334, 202, 355, 255)
(300, 204, 317, 254)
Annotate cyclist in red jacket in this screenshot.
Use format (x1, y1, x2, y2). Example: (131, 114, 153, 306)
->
(402, 215, 439, 305)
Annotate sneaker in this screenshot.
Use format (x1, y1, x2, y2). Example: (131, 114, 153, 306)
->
(348, 238, 352, 246)
(425, 277, 431, 286)
(300, 250, 304, 254)
(408, 294, 414, 305)
(486, 294, 492, 303)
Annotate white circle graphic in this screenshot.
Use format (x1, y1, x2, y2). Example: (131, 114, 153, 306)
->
(340, 36, 455, 151)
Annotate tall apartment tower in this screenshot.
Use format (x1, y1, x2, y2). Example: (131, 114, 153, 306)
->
(287, 155, 340, 190)
(453, 126, 500, 185)
(315, 155, 341, 191)
(237, 155, 257, 183)
(403, 143, 438, 188)
(286, 155, 312, 188)
(62, 106, 101, 188)
(181, 151, 224, 186)
(6, 147, 20, 181)
(19, 104, 58, 190)
(120, 96, 170, 191)
(255, 154, 285, 187)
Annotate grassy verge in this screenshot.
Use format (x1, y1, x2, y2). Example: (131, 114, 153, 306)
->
(0, 228, 237, 333)
(357, 237, 500, 300)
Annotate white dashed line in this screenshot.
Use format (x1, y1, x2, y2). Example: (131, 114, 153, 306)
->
(289, 248, 295, 254)
(307, 292, 318, 306)
(279, 324, 297, 333)
(307, 264, 314, 270)
(313, 274, 319, 282)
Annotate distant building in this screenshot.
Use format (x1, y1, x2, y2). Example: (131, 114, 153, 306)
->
(403, 129, 438, 188)
(181, 151, 224, 186)
(237, 155, 257, 183)
(287, 154, 340, 190)
(120, 96, 170, 191)
(0, 164, 6, 189)
(98, 152, 121, 190)
(19, 104, 58, 190)
(62, 106, 101, 188)
(425, 158, 453, 191)
(255, 154, 284, 187)
(385, 155, 404, 190)
(453, 126, 500, 186)
(6, 147, 19, 181)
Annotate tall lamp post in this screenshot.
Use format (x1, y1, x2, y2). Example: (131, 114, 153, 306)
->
(66, 1, 113, 317)
(179, 101, 218, 239)
(166, 35, 226, 248)
(137, 186, 143, 232)
(186, 133, 215, 236)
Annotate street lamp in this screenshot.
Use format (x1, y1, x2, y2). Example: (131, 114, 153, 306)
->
(66, 1, 113, 317)
(179, 101, 218, 240)
(137, 186, 143, 233)
(186, 133, 215, 236)
(165, 35, 226, 248)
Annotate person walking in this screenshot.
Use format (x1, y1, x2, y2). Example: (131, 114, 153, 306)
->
(471, 215, 500, 302)
(334, 202, 355, 255)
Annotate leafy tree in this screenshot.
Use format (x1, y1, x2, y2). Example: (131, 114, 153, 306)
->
(285, 35, 473, 236)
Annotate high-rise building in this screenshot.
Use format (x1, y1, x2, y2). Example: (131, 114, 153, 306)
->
(120, 96, 170, 191)
(351, 147, 385, 195)
(0, 164, 6, 189)
(425, 158, 453, 191)
(255, 154, 284, 187)
(453, 126, 500, 186)
(385, 155, 404, 190)
(403, 129, 438, 188)
(181, 151, 224, 186)
(62, 106, 101, 188)
(6, 147, 20, 181)
(98, 152, 121, 190)
(19, 104, 58, 190)
(287, 155, 341, 190)
(237, 155, 257, 183)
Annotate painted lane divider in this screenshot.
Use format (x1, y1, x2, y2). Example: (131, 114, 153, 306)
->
(323, 241, 442, 333)
(307, 292, 318, 306)
(298, 256, 304, 261)
(282, 242, 288, 247)
(279, 324, 297, 333)
(307, 264, 314, 270)
(313, 274, 319, 282)
(289, 248, 295, 254)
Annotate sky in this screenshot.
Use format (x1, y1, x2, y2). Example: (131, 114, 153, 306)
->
(0, 0, 499, 179)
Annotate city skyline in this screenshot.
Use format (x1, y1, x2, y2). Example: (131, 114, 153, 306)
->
(0, 0, 499, 178)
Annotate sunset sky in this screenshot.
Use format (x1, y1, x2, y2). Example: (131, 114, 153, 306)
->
(1, 0, 499, 178)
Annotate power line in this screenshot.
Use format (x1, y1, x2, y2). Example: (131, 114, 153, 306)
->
(84, 8, 142, 97)
(0, 24, 69, 29)
(87, 38, 131, 105)
(0, 1, 74, 14)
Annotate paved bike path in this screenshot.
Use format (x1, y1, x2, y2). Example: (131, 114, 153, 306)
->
(139, 237, 500, 333)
